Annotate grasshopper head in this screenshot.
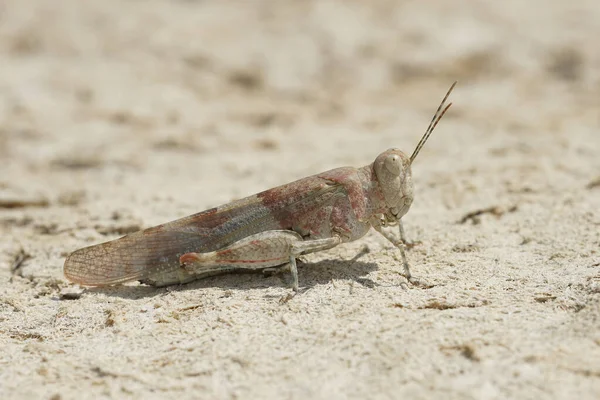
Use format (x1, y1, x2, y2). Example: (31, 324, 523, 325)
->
(373, 149, 414, 223)
(373, 81, 456, 225)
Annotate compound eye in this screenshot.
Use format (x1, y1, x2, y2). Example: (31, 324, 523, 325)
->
(384, 154, 402, 175)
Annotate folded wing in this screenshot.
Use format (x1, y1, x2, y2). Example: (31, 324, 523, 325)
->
(64, 175, 345, 286)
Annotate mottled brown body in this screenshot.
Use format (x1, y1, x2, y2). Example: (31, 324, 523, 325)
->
(65, 164, 391, 286)
(64, 82, 455, 290)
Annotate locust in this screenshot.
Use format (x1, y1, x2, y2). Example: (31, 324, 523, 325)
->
(64, 82, 455, 291)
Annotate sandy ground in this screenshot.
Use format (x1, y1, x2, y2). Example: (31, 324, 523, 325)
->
(1, 1, 599, 399)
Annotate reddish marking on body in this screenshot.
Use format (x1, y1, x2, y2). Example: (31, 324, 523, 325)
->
(194, 207, 219, 218)
(180, 253, 201, 264)
(254, 166, 376, 240)
(257, 178, 323, 209)
(184, 207, 231, 229)
(330, 204, 347, 228)
(257, 177, 329, 229)
(320, 168, 368, 220)
(142, 207, 226, 236)
(143, 224, 165, 236)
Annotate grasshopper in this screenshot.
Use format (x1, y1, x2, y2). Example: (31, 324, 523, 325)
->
(64, 82, 455, 291)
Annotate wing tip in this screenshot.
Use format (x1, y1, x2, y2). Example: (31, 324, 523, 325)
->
(63, 250, 105, 286)
(63, 247, 131, 286)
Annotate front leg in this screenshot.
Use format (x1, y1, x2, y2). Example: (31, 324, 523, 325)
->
(398, 220, 420, 249)
(372, 223, 411, 280)
(372, 220, 431, 288)
(180, 230, 341, 291)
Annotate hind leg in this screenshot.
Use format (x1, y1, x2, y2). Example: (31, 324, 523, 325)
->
(180, 230, 342, 291)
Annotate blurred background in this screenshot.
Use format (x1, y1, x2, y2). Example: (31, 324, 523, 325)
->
(1, 1, 599, 398)
(1, 0, 598, 204)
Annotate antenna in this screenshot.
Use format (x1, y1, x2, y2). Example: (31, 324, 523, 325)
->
(409, 81, 456, 164)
